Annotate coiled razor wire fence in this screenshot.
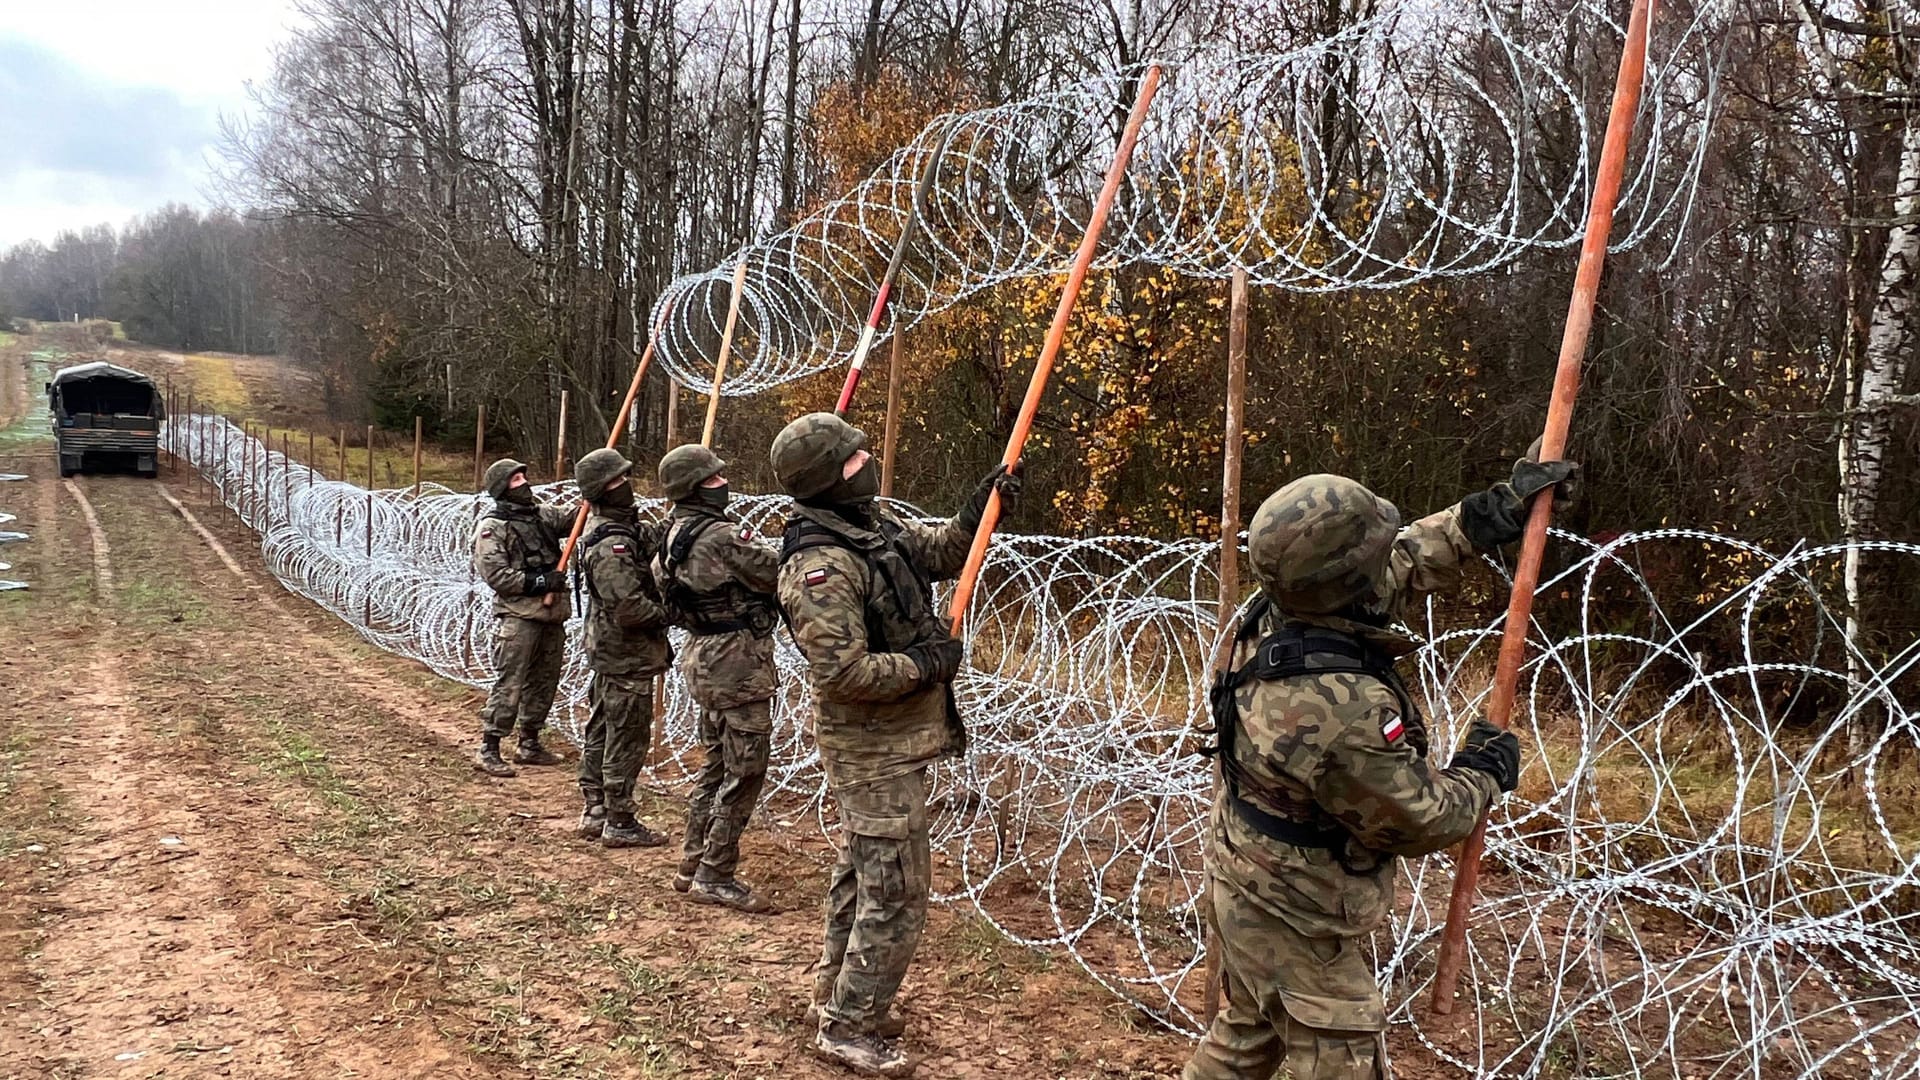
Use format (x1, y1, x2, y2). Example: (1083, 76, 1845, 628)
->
(653, 0, 1726, 396)
(168, 411, 1920, 1078)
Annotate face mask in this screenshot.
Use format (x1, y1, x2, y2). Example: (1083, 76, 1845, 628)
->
(599, 483, 636, 509)
(694, 483, 730, 510)
(501, 484, 535, 505)
(831, 456, 880, 506)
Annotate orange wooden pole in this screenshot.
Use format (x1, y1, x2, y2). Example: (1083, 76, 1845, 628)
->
(1428, 0, 1655, 1016)
(553, 306, 671, 579)
(700, 258, 751, 449)
(945, 65, 1162, 631)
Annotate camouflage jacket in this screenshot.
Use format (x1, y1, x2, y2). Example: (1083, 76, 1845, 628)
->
(473, 500, 574, 623)
(1209, 504, 1501, 940)
(775, 502, 974, 787)
(653, 502, 781, 716)
(578, 506, 673, 677)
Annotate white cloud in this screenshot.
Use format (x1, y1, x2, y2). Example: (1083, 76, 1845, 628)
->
(0, 0, 302, 248)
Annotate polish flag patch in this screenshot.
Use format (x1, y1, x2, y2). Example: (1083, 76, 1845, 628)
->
(1381, 716, 1406, 744)
(480, 529, 493, 539)
(739, 527, 755, 542)
(805, 568, 829, 587)
(611, 543, 629, 555)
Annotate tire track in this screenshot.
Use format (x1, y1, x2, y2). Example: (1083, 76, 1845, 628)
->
(61, 477, 113, 593)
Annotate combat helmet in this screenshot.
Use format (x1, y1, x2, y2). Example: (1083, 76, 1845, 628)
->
(575, 448, 634, 502)
(483, 458, 530, 499)
(1248, 474, 1401, 615)
(770, 412, 867, 499)
(659, 445, 727, 501)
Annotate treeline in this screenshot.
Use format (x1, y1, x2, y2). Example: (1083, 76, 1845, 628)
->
(0, 206, 277, 354)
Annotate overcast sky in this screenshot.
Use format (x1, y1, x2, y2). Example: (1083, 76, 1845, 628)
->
(0, 0, 300, 249)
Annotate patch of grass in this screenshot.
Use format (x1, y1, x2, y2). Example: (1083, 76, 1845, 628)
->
(183, 352, 251, 415)
(117, 575, 210, 626)
(942, 912, 1052, 999)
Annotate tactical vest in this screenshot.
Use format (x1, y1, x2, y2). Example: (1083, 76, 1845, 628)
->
(573, 518, 644, 607)
(1206, 596, 1427, 862)
(779, 514, 941, 653)
(483, 502, 562, 574)
(659, 515, 777, 638)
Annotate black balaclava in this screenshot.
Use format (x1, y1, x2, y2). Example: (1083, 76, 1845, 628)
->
(598, 482, 636, 511)
(501, 481, 535, 506)
(803, 454, 879, 527)
(693, 483, 730, 511)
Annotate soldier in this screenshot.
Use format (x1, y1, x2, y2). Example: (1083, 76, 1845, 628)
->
(472, 458, 571, 777)
(1184, 459, 1576, 1080)
(652, 445, 780, 912)
(573, 447, 674, 848)
(771, 412, 1020, 1078)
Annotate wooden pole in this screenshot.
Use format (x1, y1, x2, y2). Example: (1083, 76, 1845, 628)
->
(1202, 266, 1251, 1028)
(1429, 0, 1655, 1016)
(412, 415, 424, 498)
(880, 330, 904, 499)
(555, 389, 570, 481)
(701, 258, 750, 449)
(549, 305, 672, 593)
(473, 403, 486, 492)
(282, 432, 292, 524)
(833, 121, 954, 416)
(365, 424, 375, 626)
(946, 66, 1163, 631)
(337, 427, 347, 482)
(308, 429, 316, 482)
(664, 386, 679, 451)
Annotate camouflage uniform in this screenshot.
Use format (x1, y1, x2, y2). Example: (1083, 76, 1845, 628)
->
(576, 481, 672, 828)
(771, 413, 1013, 1063)
(472, 459, 573, 758)
(653, 474, 781, 892)
(1186, 472, 1539, 1080)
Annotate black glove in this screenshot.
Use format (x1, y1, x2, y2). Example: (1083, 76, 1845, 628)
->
(958, 462, 1024, 532)
(1457, 457, 1581, 548)
(524, 570, 563, 596)
(904, 637, 965, 688)
(1449, 717, 1520, 794)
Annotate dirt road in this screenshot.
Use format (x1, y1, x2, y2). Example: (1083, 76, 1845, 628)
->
(0, 457, 1180, 1079)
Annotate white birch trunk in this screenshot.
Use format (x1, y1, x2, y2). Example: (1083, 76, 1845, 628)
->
(1840, 113, 1920, 755)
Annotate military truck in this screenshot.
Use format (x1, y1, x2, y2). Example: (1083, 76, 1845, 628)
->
(47, 362, 164, 477)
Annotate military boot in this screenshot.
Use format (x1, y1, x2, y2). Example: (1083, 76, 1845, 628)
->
(806, 1003, 906, 1040)
(577, 805, 607, 840)
(688, 879, 771, 914)
(813, 1030, 912, 1077)
(672, 858, 699, 893)
(473, 736, 517, 777)
(514, 734, 564, 767)
(601, 812, 665, 849)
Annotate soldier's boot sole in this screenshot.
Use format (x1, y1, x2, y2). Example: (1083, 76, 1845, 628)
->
(672, 864, 698, 893)
(811, 1032, 913, 1077)
(805, 1005, 905, 1040)
(577, 809, 607, 840)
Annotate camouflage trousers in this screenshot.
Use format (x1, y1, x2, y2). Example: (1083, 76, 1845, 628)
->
(813, 767, 931, 1039)
(1184, 877, 1387, 1080)
(480, 616, 566, 740)
(579, 673, 653, 815)
(679, 700, 771, 884)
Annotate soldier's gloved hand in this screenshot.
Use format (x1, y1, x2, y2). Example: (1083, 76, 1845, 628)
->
(1449, 717, 1521, 793)
(959, 462, 1023, 531)
(904, 637, 966, 688)
(524, 570, 564, 596)
(1458, 457, 1581, 548)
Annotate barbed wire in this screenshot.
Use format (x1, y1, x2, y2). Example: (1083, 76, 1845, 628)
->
(167, 411, 1920, 1077)
(652, 0, 1724, 396)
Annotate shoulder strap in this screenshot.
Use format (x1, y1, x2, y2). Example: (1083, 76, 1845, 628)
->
(664, 515, 722, 575)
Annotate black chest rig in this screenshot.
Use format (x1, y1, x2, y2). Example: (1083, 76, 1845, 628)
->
(660, 515, 778, 638)
(779, 513, 939, 653)
(1205, 596, 1428, 859)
